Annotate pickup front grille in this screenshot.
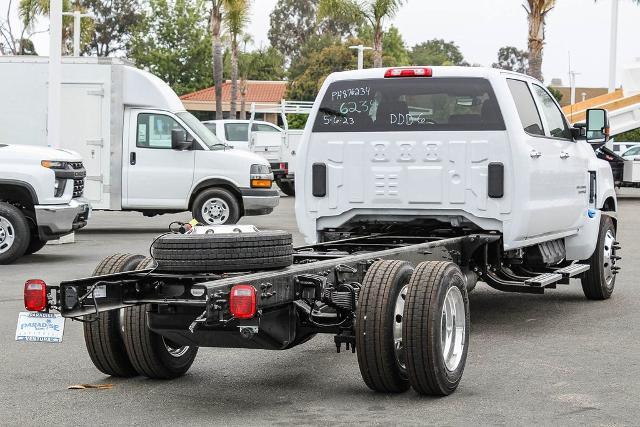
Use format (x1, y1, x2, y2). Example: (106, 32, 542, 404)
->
(73, 178, 85, 198)
(69, 162, 84, 170)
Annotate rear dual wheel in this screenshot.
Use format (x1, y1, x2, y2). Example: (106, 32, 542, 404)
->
(356, 260, 469, 396)
(83, 254, 197, 379)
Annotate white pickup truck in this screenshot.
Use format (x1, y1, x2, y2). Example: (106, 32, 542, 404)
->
(23, 67, 620, 397)
(0, 144, 90, 264)
(0, 57, 278, 226)
(201, 119, 299, 196)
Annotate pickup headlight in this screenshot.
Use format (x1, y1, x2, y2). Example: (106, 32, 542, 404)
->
(250, 164, 273, 188)
(41, 160, 67, 170)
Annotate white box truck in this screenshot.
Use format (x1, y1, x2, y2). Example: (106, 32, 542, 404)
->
(0, 57, 278, 225)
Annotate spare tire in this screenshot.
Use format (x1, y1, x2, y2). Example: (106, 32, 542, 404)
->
(152, 230, 293, 273)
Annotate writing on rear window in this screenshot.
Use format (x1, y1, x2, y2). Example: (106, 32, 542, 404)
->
(313, 77, 505, 133)
(331, 86, 371, 100)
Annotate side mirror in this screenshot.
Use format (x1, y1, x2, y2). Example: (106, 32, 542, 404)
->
(585, 109, 610, 145)
(171, 129, 192, 150)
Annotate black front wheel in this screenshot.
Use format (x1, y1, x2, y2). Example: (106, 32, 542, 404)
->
(276, 179, 295, 197)
(191, 188, 240, 225)
(582, 215, 619, 300)
(0, 202, 30, 264)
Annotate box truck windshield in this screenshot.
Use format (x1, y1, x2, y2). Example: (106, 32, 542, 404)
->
(177, 112, 226, 149)
(312, 77, 505, 132)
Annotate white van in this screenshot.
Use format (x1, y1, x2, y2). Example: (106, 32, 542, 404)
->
(0, 57, 278, 225)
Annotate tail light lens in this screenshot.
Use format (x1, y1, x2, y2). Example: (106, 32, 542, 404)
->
(229, 285, 256, 319)
(24, 279, 47, 312)
(384, 67, 433, 78)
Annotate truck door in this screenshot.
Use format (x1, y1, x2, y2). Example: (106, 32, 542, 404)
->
(123, 110, 195, 209)
(506, 79, 585, 239)
(530, 83, 587, 229)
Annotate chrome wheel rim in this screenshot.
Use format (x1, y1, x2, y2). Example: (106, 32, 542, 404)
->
(162, 337, 190, 358)
(0, 215, 15, 254)
(441, 286, 465, 372)
(201, 198, 230, 224)
(393, 285, 408, 373)
(603, 229, 616, 289)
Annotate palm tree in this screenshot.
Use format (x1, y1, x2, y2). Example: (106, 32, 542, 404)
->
(19, 0, 75, 54)
(224, 0, 250, 119)
(239, 33, 253, 119)
(318, 0, 403, 68)
(210, 0, 226, 119)
(523, 0, 555, 82)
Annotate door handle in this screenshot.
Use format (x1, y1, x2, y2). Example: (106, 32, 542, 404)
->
(529, 149, 542, 159)
(130, 152, 136, 165)
(560, 151, 570, 159)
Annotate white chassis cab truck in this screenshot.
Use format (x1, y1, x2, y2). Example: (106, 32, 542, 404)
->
(0, 57, 278, 226)
(0, 144, 90, 264)
(23, 67, 620, 396)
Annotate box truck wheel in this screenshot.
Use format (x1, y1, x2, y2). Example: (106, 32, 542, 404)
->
(83, 253, 146, 377)
(192, 188, 240, 225)
(581, 215, 619, 300)
(356, 260, 413, 393)
(0, 202, 30, 265)
(403, 261, 469, 396)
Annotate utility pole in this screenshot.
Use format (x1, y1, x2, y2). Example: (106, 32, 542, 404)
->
(569, 70, 580, 105)
(62, 10, 94, 56)
(48, 0, 62, 148)
(608, 0, 619, 93)
(349, 45, 373, 70)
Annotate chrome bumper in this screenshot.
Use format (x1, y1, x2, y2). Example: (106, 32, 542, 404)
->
(241, 188, 280, 215)
(34, 199, 91, 240)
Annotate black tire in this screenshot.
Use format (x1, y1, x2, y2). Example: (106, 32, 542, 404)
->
(191, 187, 240, 225)
(0, 202, 30, 265)
(152, 230, 293, 273)
(276, 180, 295, 197)
(403, 261, 469, 396)
(83, 254, 146, 377)
(356, 260, 413, 393)
(581, 215, 618, 300)
(25, 235, 47, 255)
(123, 303, 198, 379)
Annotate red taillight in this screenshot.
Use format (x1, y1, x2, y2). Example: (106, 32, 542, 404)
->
(24, 279, 47, 312)
(229, 285, 256, 319)
(384, 67, 433, 78)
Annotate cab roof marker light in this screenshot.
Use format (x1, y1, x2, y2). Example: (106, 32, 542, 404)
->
(384, 67, 433, 78)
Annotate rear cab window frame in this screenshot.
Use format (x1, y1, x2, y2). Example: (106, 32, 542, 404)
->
(312, 77, 506, 133)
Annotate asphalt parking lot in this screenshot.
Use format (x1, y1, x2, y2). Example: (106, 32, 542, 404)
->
(1, 196, 639, 426)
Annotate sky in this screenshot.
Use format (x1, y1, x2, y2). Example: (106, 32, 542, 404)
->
(2, 0, 640, 88)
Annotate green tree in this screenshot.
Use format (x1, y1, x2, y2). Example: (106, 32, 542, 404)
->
(287, 33, 340, 82)
(318, 0, 404, 68)
(18, 0, 80, 54)
(225, 0, 250, 118)
(358, 25, 409, 66)
(615, 128, 640, 143)
(546, 86, 563, 103)
(410, 39, 465, 66)
(286, 41, 354, 101)
(492, 46, 529, 74)
(268, 0, 356, 61)
(81, 0, 143, 56)
(129, 0, 213, 96)
(523, 0, 555, 81)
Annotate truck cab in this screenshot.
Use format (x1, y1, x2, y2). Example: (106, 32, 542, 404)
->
(296, 67, 616, 262)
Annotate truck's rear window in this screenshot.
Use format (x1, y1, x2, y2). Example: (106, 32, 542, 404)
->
(312, 77, 505, 132)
